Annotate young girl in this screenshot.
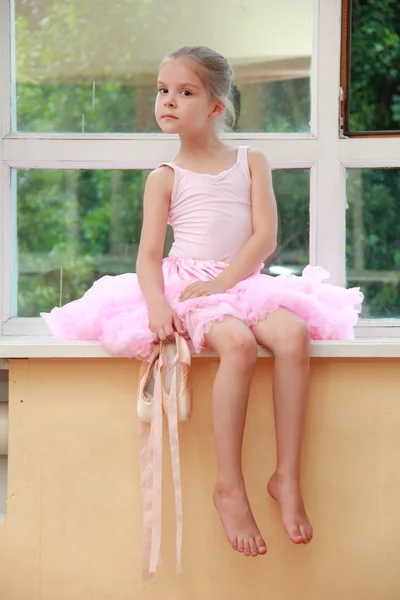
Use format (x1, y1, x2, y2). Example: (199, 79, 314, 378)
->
(41, 46, 363, 559)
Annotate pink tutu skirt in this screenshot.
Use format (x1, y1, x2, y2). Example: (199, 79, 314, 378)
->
(41, 257, 363, 358)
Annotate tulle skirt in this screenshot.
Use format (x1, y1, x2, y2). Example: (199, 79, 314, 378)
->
(40, 256, 364, 359)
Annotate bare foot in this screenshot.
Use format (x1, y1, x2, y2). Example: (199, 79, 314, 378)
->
(213, 482, 267, 557)
(267, 472, 313, 545)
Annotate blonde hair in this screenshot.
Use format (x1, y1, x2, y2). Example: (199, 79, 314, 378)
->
(163, 46, 236, 132)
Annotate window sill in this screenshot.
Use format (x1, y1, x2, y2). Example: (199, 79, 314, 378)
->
(0, 337, 400, 359)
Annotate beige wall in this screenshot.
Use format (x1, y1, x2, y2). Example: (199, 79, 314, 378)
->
(1, 357, 400, 599)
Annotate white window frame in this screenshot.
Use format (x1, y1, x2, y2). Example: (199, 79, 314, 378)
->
(0, 0, 399, 339)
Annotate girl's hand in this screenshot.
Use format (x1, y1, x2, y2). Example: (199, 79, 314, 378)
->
(149, 301, 186, 343)
(179, 279, 227, 302)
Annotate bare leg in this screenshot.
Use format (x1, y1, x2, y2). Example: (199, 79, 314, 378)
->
(205, 317, 267, 557)
(252, 308, 313, 544)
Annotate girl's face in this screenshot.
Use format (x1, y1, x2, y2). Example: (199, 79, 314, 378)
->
(155, 58, 224, 135)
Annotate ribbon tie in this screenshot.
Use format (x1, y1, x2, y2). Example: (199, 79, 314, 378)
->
(138, 346, 183, 580)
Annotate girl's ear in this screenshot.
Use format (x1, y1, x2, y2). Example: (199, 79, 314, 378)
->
(209, 100, 225, 121)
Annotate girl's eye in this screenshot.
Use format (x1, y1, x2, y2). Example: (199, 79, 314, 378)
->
(158, 88, 168, 94)
(181, 90, 192, 97)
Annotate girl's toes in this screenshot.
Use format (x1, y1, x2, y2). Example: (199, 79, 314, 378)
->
(256, 536, 267, 554)
(249, 538, 259, 557)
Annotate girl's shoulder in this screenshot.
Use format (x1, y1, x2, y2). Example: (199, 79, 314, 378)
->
(246, 148, 272, 178)
(145, 165, 175, 197)
(147, 164, 175, 182)
(247, 147, 270, 164)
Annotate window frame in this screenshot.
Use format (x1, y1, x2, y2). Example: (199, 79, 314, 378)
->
(1, 0, 399, 339)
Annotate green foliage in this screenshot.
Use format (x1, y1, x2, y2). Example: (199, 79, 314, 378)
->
(262, 79, 310, 134)
(271, 170, 309, 273)
(350, 0, 400, 131)
(17, 82, 137, 133)
(346, 168, 400, 317)
(17, 169, 148, 316)
(236, 78, 310, 134)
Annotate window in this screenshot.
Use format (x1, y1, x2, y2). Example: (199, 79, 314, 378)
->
(1, 0, 400, 339)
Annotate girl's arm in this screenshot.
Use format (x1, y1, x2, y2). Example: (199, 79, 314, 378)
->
(136, 167, 171, 306)
(214, 149, 278, 290)
(136, 167, 185, 340)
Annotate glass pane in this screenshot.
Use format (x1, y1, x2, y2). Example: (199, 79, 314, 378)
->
(346, 169, 400, 318)
(268, 169, 309, 276)
(14, 169, 159, 317)
(14, 167, 308, 317)
(349, 1, 400, 132)
(14, 0, 313, 133)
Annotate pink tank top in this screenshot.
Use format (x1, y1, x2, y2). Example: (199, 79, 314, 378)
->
(160, 146, 253, 263)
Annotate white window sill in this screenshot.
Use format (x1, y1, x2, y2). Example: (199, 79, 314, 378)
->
(0, 337, 400, 359)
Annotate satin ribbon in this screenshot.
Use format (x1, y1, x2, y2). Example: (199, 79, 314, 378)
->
(138, 345, 183, 580)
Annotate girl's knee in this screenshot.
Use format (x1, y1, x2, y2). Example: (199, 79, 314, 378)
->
(221, 328, 258, 363)
(272, 318, 310, 358)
